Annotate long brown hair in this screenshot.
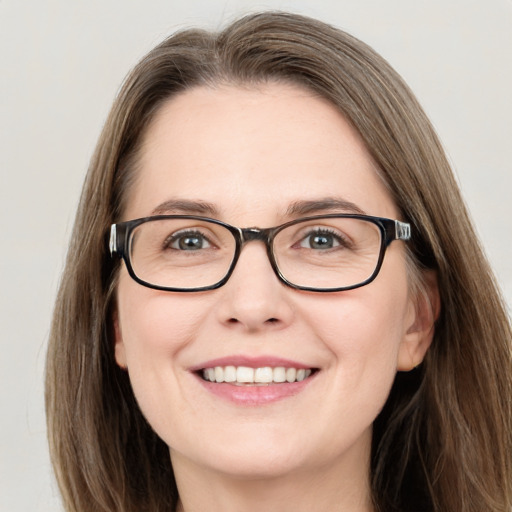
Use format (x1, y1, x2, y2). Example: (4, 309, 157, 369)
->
(46, 11, 512, 511)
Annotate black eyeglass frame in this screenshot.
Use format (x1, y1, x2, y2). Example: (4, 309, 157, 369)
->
(109, 214, 411, 293)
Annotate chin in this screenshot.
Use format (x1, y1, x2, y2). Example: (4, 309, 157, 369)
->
(204, 451, 308, 481)
(170, 427, 315, 480)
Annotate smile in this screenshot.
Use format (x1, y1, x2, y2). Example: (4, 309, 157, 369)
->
(201, 366, 314, 385)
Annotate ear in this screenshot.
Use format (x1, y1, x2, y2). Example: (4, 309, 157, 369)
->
(113, 309, 128, 370)
(397, 270, 440, 371)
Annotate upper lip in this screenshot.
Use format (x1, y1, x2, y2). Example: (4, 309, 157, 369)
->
(189, 355, 316, 372)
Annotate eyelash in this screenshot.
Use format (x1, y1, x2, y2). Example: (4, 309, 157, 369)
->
(298, 227, 350, 248)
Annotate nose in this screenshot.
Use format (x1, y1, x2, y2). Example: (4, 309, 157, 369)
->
(215, 241, 294, 332)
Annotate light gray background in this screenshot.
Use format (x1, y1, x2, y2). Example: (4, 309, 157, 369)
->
(1, 1, 510, 510)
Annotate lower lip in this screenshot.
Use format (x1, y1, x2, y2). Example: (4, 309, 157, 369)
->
(195, 373, 317, 406)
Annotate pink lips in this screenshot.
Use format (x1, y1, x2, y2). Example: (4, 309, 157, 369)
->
(191, 355, 317, 406)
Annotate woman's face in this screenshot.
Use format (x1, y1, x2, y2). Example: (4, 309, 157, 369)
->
(114, 83, 430, 483)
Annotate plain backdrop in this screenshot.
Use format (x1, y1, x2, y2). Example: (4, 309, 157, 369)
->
(1, 1, 511, 510)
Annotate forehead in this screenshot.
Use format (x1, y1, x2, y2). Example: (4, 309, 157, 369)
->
(124, 83, 397, 223)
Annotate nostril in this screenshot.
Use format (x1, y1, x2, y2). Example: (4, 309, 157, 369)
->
(227, 317, 278, 325)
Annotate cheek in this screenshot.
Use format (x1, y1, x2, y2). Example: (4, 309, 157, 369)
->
(306, 275, 410, 390)
(273, 280, 412, 463)
(117, 278, 211, 363)
(115, 278, 215, 439)
(314, 291, 406, 351)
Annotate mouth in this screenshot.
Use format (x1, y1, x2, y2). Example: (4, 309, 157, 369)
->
(199, 365, 316, 386)
(191, 356, 319, 405)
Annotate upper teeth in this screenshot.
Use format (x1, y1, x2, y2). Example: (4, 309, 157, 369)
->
(202, 366, 312, 384)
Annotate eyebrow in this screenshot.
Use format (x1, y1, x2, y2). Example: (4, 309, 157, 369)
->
(150, 197, 366, 219)
(285, 198, 366, 216)
(151, 199, 220, 216)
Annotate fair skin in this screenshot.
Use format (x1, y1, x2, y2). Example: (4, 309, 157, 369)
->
(114, 83, 435, 512)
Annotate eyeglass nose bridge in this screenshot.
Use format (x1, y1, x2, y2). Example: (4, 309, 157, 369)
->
(240, 227, 272, 244)
(232, 227, 280, 280)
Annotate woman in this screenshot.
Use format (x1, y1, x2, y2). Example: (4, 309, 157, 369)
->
(46, 11, 512, 512)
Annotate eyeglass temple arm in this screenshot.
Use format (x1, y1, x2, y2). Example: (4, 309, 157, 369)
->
(109, 224, 128, 257)
(109, 225, 117, 256)
(395, 220, 411, 241)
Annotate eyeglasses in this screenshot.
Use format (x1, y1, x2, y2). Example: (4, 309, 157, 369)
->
(109, 214, 411, 292)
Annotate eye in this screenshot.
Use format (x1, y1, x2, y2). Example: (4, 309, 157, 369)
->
(299, 229, 344, 250)
(165, 230, 212, 251)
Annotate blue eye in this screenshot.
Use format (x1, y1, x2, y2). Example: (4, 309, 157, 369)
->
(167, 231, 212, 251)
(299, 230, 343, 250)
